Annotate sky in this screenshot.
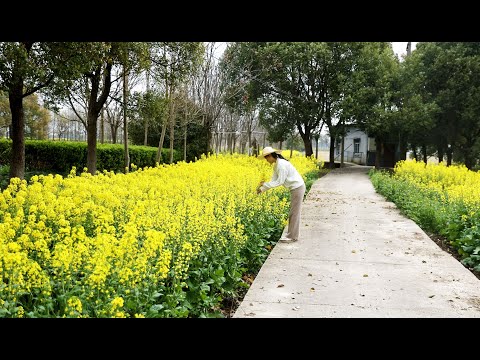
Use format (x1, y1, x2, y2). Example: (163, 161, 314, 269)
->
(392, 42, 418, 60)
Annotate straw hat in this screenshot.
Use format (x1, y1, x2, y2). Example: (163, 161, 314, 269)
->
(258, 146, 282, 159)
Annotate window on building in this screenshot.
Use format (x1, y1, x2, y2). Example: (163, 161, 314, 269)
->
(354, 138, 360, 153)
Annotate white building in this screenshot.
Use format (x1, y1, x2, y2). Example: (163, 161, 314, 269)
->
(334, 127, 373, 165)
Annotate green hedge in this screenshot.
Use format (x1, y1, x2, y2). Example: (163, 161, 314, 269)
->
(0, 139, 182, 174)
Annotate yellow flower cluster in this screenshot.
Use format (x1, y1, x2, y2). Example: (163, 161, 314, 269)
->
(65, 296, 85, 318)
(394, 159, 480, 207)
(0, 152, 318, 317)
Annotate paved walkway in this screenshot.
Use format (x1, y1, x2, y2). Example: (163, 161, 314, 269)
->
(234, 165, 480, 317)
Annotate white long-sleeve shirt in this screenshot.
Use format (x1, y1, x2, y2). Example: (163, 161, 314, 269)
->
(259, 158, 305, 192)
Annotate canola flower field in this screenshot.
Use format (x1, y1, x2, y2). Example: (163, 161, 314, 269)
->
(370, 159, 480, 273)
(0, 152, 319, 318)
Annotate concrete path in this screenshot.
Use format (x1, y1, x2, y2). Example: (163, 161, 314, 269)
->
(234, 165, 480, 318)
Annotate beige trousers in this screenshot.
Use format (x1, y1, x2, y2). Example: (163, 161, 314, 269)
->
(285, 184, 306, 240)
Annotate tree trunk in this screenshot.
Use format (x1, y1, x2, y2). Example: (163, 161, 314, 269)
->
(157, 80, 172, 164)
(227, 133, 231, 154)
(340, 134, 345, 167)
(465, 156, 474, 170)
(302, 130, 313, 157)
(8, 42, 34, 181)
(464, 136, 478, 170)
(123, 67, 130, 173)
(201, 61, 213, 154)
(100, 107, 105, 144)
(422, 144, 427, 164)
(399, 135, 407, 161)
(168, 99, 176, 164)
(329, 134, 336, 169)
(463, 140, 475, 170)
(217, 132, 222, 154)
(111, 124, 117, 144)
(144, 122, 149, 147)
(8, 81, 25, 180)
(86, 62, 112, 175)
(411, 144, 418, 161)
(144, 69, 150, 146)
(375, 138, 382, 170)
(183, 125, 187, 161)
(437, 147, 444, 163)
(446, 146, 453, 166)
(247, 122, 252, 156)
(156, 122, 167, 164)
(305, 138, 313, 157)
(87, 109, 98, 174)
(205, 120, 213, 154)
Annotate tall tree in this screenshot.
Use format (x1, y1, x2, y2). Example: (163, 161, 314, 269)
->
(149, 42, 204, 163)
(176, 85, 204, 161)
(258, 97, 295, 147)
(341, 42, 400, 168)
(54, 42, 149, 174)
(0, 42, 103, 179)
(221, 42, 395, 164)
(116, 43, 150, 172)
(219, 43, 270, 152)
(402, 42, 480, 169)
(80, 45, 114, 175)
(193, 43, 230, 154)
(128, 89, 167, 147)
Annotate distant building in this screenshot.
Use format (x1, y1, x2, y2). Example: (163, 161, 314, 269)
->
(333, 127, 370, 165)
(334, 126, 406, 167)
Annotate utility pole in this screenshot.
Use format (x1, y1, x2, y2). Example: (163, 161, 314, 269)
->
(406, 42, 412, 56)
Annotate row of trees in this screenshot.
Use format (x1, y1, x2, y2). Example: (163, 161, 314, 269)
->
(401, 42, 480, 169)
(2, 42, 480, 181)
(219, 42, 399, 168)
(0, 42, 272, 181)
(0, 42, 207, 180)
(219, 42, 480, 170)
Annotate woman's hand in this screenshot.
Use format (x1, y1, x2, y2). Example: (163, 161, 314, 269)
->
(256, 181, 264, 194)
(257, 181, 265, 194)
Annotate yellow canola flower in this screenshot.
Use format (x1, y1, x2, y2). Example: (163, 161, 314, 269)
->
(0, 152, 318, 317)
(394, 159, 480, 207)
